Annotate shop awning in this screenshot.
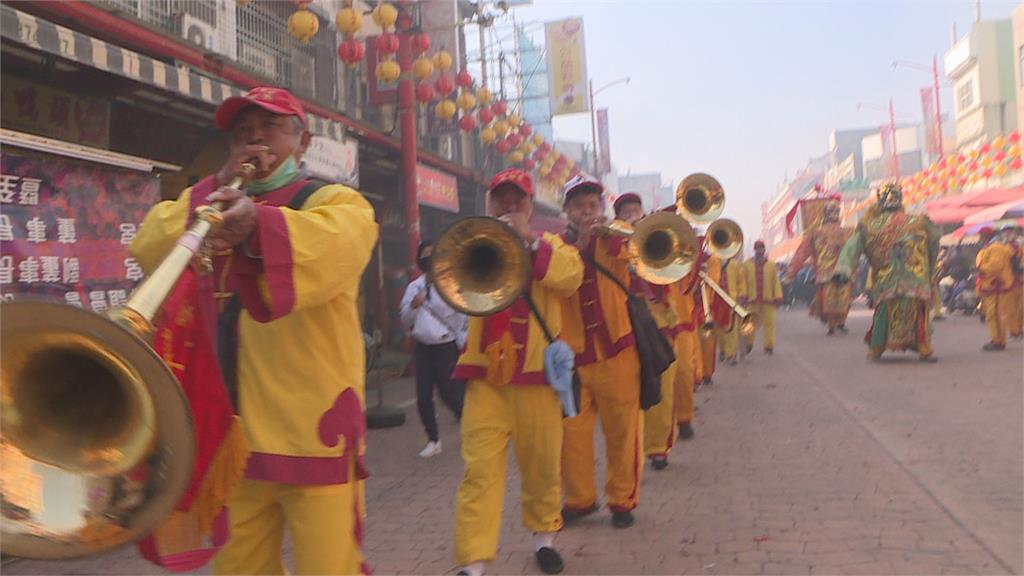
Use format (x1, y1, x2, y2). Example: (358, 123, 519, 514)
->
(963, 186, 1024, 208)
(1, 4, 346, 142)
(942, 217, 1024, 246)
(963, 200, 1024, 226)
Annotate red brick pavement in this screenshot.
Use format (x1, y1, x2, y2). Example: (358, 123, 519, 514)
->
(4, 307, 1020, 575)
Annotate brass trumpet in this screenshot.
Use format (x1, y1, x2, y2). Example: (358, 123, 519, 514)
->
(429, 216, 531, 316)
(705, 218, 744, 260)
(676, 173, 725, 225)
(600, 212, 699, 285)
(1, 164, 256, 559)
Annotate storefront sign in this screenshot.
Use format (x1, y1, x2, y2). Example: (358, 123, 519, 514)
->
(1, 77, 110, 148)
(0, 151, 158, 309)
(416, 164, 459, 213)
(304, 136, 359, 187)
(545, 18, 589, 116)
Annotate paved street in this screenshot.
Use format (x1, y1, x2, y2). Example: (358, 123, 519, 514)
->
(5, 304, 1021, 575)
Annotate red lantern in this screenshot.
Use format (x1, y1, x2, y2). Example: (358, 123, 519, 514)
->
(539, 142, 552, 153)
(458, 115, 477, 132)
(1010, 131, 1021, 144)
(519, 124, 532, 137)
(938, 157, 947, 169)
(995, 150, 1008, 162)
(980, 142, 992, 154)
(1011, 157, 1024, 170)
(478, 107, 494, 124)
(411, 32, 431, 54)
(337, 38, 365, 65)
(435, 74, 455, 96)
(983, 168, 994, 178)
(492, 101, 508, 116)
(958, 177, 967, 187)
(415, 81, 435, 103)
(523, 158, 536, 170)
(507, 133, 523, 148)
(375, 33, 400, 55)
(456, 70, 473, 88)
(495, 139, 511, 154)
(968, 161, 979, 172)
(533, 149, 547, 161)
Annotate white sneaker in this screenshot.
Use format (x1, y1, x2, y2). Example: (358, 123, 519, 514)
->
(418, 440, 442, 458)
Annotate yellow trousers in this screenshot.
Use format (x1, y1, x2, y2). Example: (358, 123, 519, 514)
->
(1009, 285, 1023, 337)
(743, 303, 777, 351)
(455, 381, 563, 565)
(643, 359, 677, 457)
(212, 478, 364, 575)
(699, 333, 716, 381)
(982, 291, 1016, 345)
(719, 321, 739, 361)
(563, 348, 643, 512)
(674, 331, 697, 425)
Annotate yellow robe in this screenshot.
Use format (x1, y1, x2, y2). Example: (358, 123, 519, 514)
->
(976, 242, 1016, 346)
(742, 258, 783, 350)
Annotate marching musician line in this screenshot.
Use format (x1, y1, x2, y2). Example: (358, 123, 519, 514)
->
(3, 84, 991, 576)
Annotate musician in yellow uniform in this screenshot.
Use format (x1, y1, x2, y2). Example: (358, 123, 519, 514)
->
(742, 240, 784, 355)
(718, 254, 748, 365)
(976, 227, 1016, 351)
(614, 194, 681, 471)
(696, 252, 722, 386)
(1003, 225, 1023, 339)
(560, 177, 644, 530)
(131, 87, 378, 575)
(452, 169, 583, 576)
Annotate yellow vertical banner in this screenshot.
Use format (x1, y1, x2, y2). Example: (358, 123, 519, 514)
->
(545, 18, 589, 116)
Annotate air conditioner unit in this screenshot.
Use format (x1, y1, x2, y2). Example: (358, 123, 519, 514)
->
(238, 43, 279, 77)
(180, 14, 216, 52)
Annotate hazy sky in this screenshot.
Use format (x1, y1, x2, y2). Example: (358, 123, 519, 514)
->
(508, 0, 1019, 238)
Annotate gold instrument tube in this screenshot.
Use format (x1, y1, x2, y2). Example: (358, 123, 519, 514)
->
(123, 163, 255, 327)
(699, 270, 759, 337)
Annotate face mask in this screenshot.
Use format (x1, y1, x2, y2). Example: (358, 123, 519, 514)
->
(418, 256, 432, 271)
(247, 155, 299, 195)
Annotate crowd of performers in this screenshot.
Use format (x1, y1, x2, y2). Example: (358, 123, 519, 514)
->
(126, 86, 1021, 575)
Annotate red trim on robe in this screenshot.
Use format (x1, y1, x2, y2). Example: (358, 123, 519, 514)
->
(233, 204, 296, 322)
(532, 238, 554, 280)
(245, 453, 353, 484)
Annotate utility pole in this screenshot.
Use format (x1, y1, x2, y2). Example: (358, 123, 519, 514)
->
(589, 79, 598, 175)
(932, 54, 943, 158)
(398, 7, 419, 269)
(888, 98, 900, 178)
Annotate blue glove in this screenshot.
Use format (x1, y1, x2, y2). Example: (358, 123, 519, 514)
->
(543, 340, 577, 418)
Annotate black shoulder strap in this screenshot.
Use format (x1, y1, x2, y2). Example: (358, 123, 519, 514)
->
(582, 251, 633, 297)
(288, 178, 329, 210)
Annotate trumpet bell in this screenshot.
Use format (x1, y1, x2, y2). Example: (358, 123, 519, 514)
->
(629, 212, 699, 285)
(676, 173, 725, 224)
(1, 301, 194, 559)
(706, 218, 744, 260)
(739, 312, 759, 338)
(430, 217, 531, 316)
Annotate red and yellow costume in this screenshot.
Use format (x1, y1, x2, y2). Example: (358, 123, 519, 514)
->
(132, 176, 378, 575)
(742, 256, 784, 351)
(560, 231, 644, 514)
(788, 220, 854, 330)
(451, 233, 583, 566)
(718, 258, 748, 361)
(976, 240, 1017, 346)
(671, 270, 701, 428)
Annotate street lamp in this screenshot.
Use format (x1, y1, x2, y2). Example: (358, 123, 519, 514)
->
(892, 55, 946, 158)
(589, 76, 630, 176)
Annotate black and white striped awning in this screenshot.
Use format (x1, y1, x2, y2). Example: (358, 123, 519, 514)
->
(1, 4, 346, 142)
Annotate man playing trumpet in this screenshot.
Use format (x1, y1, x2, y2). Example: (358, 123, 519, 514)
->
(451, 169, 583, 576)
(560, 177, 645, 529)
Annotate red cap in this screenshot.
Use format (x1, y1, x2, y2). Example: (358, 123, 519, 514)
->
(215, 86, 308, 132)
(754, 239, 766, 248)
(489, 168, 533, 197)
(562, 175, 604, 205)
(978, 226, 996, 237)
(613, 192, 643, 215)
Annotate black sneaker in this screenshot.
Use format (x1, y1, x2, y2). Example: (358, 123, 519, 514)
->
(982, 342, 1006, 351)
(837, 325, 849, 334)
(611, 510, 635, 529)
(562, 503, 599, 523)
(827, 327, 835, 335)
(650, 455, 668, 470)
(678, 422, 694, 439)
(727, 357, 738, 366)
(534, 547, 564, 574)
